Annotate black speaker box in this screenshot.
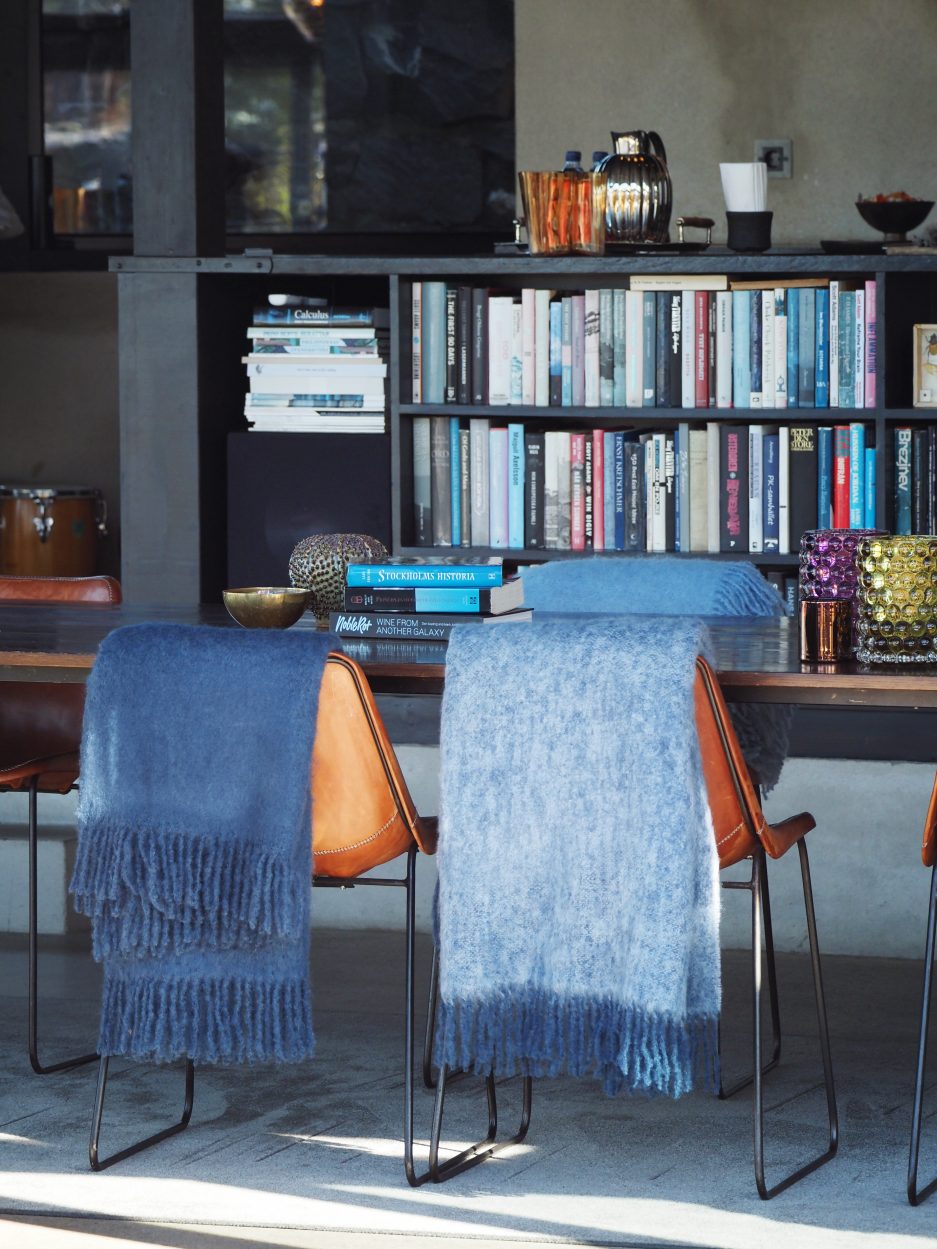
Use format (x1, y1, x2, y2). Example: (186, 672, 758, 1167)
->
(226, 431, 392, 587)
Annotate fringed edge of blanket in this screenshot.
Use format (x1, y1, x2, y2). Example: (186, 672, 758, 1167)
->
(98, 971, 315, 1065)
(71, 821, 307, 954)
(434, 992, 720, 1098)
(715, 564, 784, 619)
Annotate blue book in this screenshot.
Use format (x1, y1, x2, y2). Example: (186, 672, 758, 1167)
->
(787, 288, 800, 407)
(346, 561, 504, 588)
(613, 431, 626, 550)
(643, 292, 657, 405)
(561, 296, 573, 406)
(837, 291, 856, 409)
(549, 301, 562, 406)
(731, 289, 751, 409)
(763, 432, 780, 552)
(489, 426, 509, 548)
(449, 417, 461, 547)
(864, 446, 877, 528)
(817, 426, 833, 529)
(612, 288, 627, 406)
(422, 280, 447, 404)
(798, 288, 816, 407)
(507, 423, 525, 549)
(895, 426, 912, 535)
(849, 422, 865, 527)
(749, 291, 763, 405)
(603, 431, 616, 547)
(815, 289, 830, 408)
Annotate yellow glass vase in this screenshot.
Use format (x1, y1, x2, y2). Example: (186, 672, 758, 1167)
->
(855, 535, 937, 663)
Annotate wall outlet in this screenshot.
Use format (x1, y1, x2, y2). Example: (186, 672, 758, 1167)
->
(754, 138, 792, 179)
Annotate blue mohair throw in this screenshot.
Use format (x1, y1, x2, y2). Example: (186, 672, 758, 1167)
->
(520, 556, 791, 790)
(434, 616, 722, 1098)
(70, 622, 336, 1065)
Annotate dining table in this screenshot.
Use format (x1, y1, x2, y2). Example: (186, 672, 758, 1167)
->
(1, 599, 937, 710)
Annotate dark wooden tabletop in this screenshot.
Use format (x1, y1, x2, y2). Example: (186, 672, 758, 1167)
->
(2, 601, 937, 707)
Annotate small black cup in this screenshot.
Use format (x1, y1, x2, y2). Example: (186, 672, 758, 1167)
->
(726, 210, 773, 252)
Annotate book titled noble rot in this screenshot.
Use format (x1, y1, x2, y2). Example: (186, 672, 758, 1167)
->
(719, 424, 749, 552)
(329, 607, 533, 640)
(345, 559, 504, 588)
(788, 423, 819, 546)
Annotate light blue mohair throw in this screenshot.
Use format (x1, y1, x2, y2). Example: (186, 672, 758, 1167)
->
(435, 616, 721, 1098)
(520, 556, 791, 790)
(70, 623, 336, 1065)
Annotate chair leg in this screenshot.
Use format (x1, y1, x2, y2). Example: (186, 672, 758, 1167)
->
(752, 842, 838, 1199)
(719, 858, 782, 1099)
(88, 1055, 195, 1172)
(908, 864, 937, 1206)
(404, 844, 532, 1186)
(27, 778, 97, 1075)
(421, 944, 439, 1090)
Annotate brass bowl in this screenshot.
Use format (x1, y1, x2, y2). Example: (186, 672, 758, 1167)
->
(223, 586, 311, 629)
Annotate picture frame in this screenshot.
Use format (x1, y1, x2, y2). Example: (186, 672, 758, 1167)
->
(913, 323, 937, 407)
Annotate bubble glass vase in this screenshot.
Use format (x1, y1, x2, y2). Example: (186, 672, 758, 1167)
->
(855, 535, 937, 663)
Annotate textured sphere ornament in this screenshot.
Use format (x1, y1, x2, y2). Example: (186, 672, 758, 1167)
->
(855, 535, 937, 663)
(288, 533, 388, 623)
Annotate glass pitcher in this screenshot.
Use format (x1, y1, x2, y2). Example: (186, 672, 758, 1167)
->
(598, 130, 672, 244)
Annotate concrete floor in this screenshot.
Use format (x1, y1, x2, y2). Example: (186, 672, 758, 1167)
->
(0, 927, 936, 1249)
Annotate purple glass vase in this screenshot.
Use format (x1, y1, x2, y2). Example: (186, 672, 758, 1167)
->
(799, 528, 887, 646)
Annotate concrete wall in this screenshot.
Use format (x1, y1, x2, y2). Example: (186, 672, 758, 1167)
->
(516, 0, 937, 247)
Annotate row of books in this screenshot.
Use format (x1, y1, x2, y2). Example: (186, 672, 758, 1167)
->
(410, 276, 877, 412)
(243, 298, 389, 433)
(412, 415, 879, 556)
(329, 557, 532, 640)
(894, 425, 937, 534)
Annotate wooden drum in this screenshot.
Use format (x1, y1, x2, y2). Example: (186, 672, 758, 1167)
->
(0, 485, 107, 577)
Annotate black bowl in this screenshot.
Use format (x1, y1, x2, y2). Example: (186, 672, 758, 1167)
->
(856, 198, 933, 241)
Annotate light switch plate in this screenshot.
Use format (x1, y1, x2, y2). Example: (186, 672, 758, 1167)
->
(754, 139, 792, 178)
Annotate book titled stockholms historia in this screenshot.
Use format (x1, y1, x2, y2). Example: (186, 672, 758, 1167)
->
(329, 608, 533, 640)
(344, 557, 504, 588)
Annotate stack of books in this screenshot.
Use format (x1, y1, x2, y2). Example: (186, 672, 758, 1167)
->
(244, 294, 389, 433)
(329, 558, 533, 640)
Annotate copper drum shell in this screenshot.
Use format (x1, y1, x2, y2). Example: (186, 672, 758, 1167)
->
(0, 486, 103, 577)
(799, 599, 853, 663)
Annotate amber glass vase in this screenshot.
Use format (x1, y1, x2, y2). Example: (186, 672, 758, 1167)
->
(855, 535, 937, 663)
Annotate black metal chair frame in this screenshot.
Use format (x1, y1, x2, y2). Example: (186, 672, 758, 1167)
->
(908, 863, 937, 1206)
(27, 776, 97, 1075)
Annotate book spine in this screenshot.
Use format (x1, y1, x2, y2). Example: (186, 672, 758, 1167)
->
(561, 296, 573, 405)
(584, 433, 594, 548)
(571, 293, 586, 407)
(430, 414, 452, 545)
(521, 287, 536, 406)
(471, 287, 488, 404)
(625, 437, 644, 550)
(643, 292, 657, 406)
(507, 423, 525, 549)
(864, 445, 877, 528)
(344, 586, 497, 612)
(469, 417, 490, 546)
(663, 430, 676, 551)
(411, 281, 422, 403)
(748, 424, 764, 553)
(449, 418, 462, 546)
(592, 428, 605, 550)
(596, 288, 613, 406)
(786, 285, 799, 408)
(814, 289, 829, 408)
(707, 291, 717, 409)
(345, 563, 503, 588)
(665, 292, 682, 408)
(543, 430, 560, 549)
(761, 289, 775, 410)
(422, 281, 447, 405)
(706, 421, 720, 553)
(612, 288, 627, 406)
(838, 291, 856, 409)
(603, 430, 616, 549)
(549, 300, 562, 406)
(681, 290, 695, 408)
(854, 289, 865, 409)
(676, 420, 690, 552)
(555, 432, 571, 549)
(613, 432, 626, 550)
(694, 289, 709, 408)
(719, 424, 748, 552)
(849, 421, 865, 528)
(524, 430, 545, 549)
(457, 285, 472, 405)
(749, 291, 763, 408)
(535, 288, 551, 406)
(832, 424, 850, 528)
(655, 291, 671, 406)
(864, 279, 877, 408)
(650, 432, 665, 551)
(798, 287, 816, 407)
(912, 428, 928, 532)
(773, 290, 787, 408)
(817, 425, 833, 529)
(487, 296, 513, 406)
(715, 290, 733, 408)
(412, 415, 432, 545)
(895, 426, 912, 535)
(584, 288, 601, 407)
(731, 289, 751, 410)
(330, 612, 517, 640)
(778, 426, 790, 555)
(570, 431, 586, 551)
(788, 424, 819, 549)
(459, 427, 471, 547)
(829, 281, 841, 407)
(763, 431, 780, 553)
(688, 426, 709, 553)
(488, 426, 509, 548)
(626, 289, 644, 406)
(510, 300, 523, 404)
(445, 285, 457, 403)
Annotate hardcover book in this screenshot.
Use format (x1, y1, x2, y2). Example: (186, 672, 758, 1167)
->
(471, 287, 489, 405)
(445, 285, 457, 402)
(763, 430, 780, 553)
(449, 417, 462, 546)
(329, 608, 533, 640)
(343, 576, 524, 615)
(430, 415, 452, 546)
(488, 426, 509, 548)
(507, 423, 525, 549)
(412, 416, 432, 546)
(524, 430, 546, 549)
(345, 559, 504, 588)
(719, 424, 749, 552)
(788, 423, 819, 547)
(894, 426, 912, 534)
(469, 417, 490, 547)
(457, 285, 472, 405)
(411, 280, 422, 403)
(422, 281, 447, 405)
(832, 424, 850, 530)
(817, 425, 833, 530)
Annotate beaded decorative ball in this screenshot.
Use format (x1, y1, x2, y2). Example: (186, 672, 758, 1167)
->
(288, 533, 388, 623)
(855, 535, 937, 663)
